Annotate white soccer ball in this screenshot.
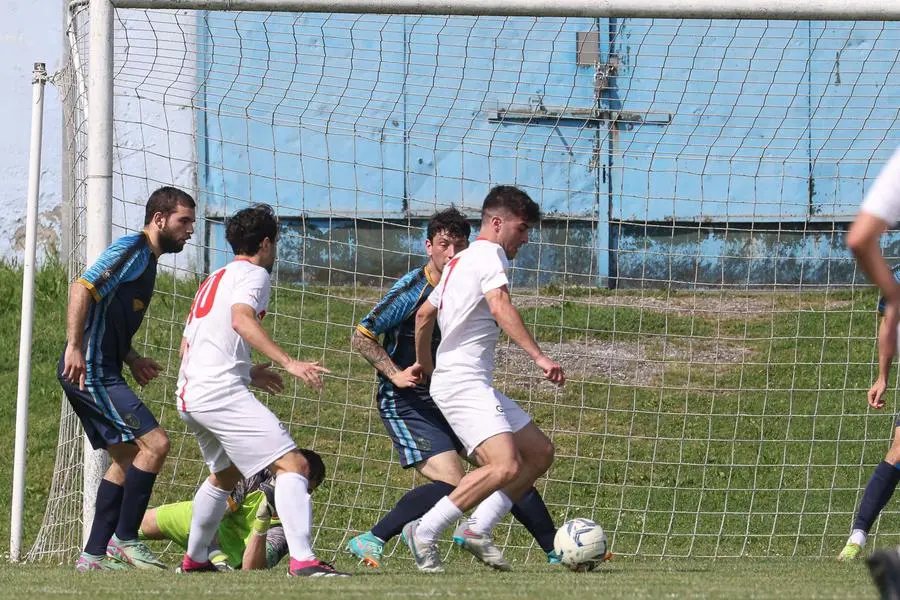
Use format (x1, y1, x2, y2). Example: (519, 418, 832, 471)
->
(553, 518, 608, 572)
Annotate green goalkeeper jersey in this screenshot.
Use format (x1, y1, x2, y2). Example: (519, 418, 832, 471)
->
(149, 489, 288, 568)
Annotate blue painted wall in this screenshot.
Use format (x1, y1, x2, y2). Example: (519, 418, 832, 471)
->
(198, 15, 900, 287)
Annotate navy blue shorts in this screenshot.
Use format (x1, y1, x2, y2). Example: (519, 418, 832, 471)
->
(57, 369, 159, 450)
(378, 394, 464, 468)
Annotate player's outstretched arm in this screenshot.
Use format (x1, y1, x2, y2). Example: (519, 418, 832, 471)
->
(871, 309, 900, 409)
(231, 303, 330, 390)
(62, 282, 94, 390)
(485, 286, 565, 386)
(351, 329, 421, 389)
(414, 300, 438, 375)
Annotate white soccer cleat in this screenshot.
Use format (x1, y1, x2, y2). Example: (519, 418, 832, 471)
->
(452, 522, 511, 571)
(402, 520, 444, 573)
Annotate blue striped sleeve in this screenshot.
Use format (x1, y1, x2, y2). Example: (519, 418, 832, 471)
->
(358, 270, 428, 339)
(77, 233, 148, 301)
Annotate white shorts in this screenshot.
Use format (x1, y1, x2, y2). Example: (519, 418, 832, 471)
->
(178, 391, 296, 477)
(430, 382, 531, 455)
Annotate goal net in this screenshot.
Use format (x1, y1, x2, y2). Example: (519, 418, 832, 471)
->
(30, 1, 900, 561)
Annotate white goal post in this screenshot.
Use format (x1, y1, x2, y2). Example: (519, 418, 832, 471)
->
(18, 0, 900, 563)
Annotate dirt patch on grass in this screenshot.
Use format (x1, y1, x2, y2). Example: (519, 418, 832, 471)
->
(514, 289, 857, 318)
(513, 291, 780, 317)
(493, 338, 752, 390)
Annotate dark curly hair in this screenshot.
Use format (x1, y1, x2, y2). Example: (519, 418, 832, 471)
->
(481, 185, 540, 224)
(225, 204, 278, 256)
(427, 207, 471, 242)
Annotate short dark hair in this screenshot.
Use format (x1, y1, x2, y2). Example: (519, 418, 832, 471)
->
(481, 185, 540, 224)
(298, 448, 326, 490)
(225, 204, 278, 256)
(427, 207, 471, 242)
(144, 186, 195, 225)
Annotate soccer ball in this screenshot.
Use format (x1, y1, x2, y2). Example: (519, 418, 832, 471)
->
(553, 518, 608, 572)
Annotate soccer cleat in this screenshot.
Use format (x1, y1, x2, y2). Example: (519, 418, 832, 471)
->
(209, 551, 234, 572)
(547, 550, 562, 565)
(838, 542, 864, 562)
(452, 522, 511, 572)
(75, 552, 131, 572)
(346, 531, 384, 568)
(402, 520, 444, 573)
(175, 554, 220, 573)
(106, 534, 167, 570)
(867, 548, 900, 600)
(288, 558, 351, 577)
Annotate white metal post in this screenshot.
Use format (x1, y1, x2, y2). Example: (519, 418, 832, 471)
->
(10, 62, 49, 564)
(83, 0, 115, 545)
(111, 0, 900, 20)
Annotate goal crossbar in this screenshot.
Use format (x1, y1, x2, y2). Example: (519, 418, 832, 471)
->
(110, 0, 900, 21)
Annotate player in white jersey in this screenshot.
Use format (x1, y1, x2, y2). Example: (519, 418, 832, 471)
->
(846, 147, 900, 588)
(404, 185, 565, 572)
(176, 204, 349, 577)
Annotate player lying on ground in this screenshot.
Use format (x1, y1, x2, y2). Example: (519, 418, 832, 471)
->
(405, 185, 565, 573)
(59, 186, 196, 572)
(139, 449, 325, 570)
(845, 146, 900, 562)
(176, 204, 348, 577)
(346, 207, 559, 570)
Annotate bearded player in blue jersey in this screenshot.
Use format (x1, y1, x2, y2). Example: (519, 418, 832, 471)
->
(58, 186, 196, 572)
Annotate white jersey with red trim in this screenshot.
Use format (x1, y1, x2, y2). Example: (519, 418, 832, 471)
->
(177, 259, 270, 411)
(861, 145, 900, 226)
(427, 238, 509, 389)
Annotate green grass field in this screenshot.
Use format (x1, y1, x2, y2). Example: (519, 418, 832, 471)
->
(0, 260, 895, 597)
(0, 559, 876, 599)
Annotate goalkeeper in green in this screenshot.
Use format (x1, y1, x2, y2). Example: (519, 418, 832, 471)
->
(139, 449, 325, 570)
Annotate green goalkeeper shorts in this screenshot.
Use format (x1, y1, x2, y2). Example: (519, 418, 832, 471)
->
(153, 500, 192, 551)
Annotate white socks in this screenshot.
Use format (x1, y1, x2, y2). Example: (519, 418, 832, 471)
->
(849, 529, 868, 547)
(275, 472, 316, 562)
(468, 491, 514, 535)
(186, 478, 231, 562)
(417, 496, 463, 544)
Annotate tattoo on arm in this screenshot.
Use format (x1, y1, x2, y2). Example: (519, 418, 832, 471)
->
(352, 330, 400, 379)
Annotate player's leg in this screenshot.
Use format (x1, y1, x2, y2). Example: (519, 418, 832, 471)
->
(348, 400, 464, 567)
(139, 508, 162, 540)
(405, 431, 521, 573)
(183, 465, 242, 568)
(177, 409, 241, 572)
(139, 501, 191, 545)
(510, 488, 559, 562)
(454, 395, 554, 570)
(94, 380, 170, 569)
(841, 424, 900, 560)
(58, 376, 142, 571)
(78, 440, 137, 572)
(465, 447, 558, 561)
(269, 450, 349, 577)
(349, 451, 461, 567)
(207, 393, 347, 577)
